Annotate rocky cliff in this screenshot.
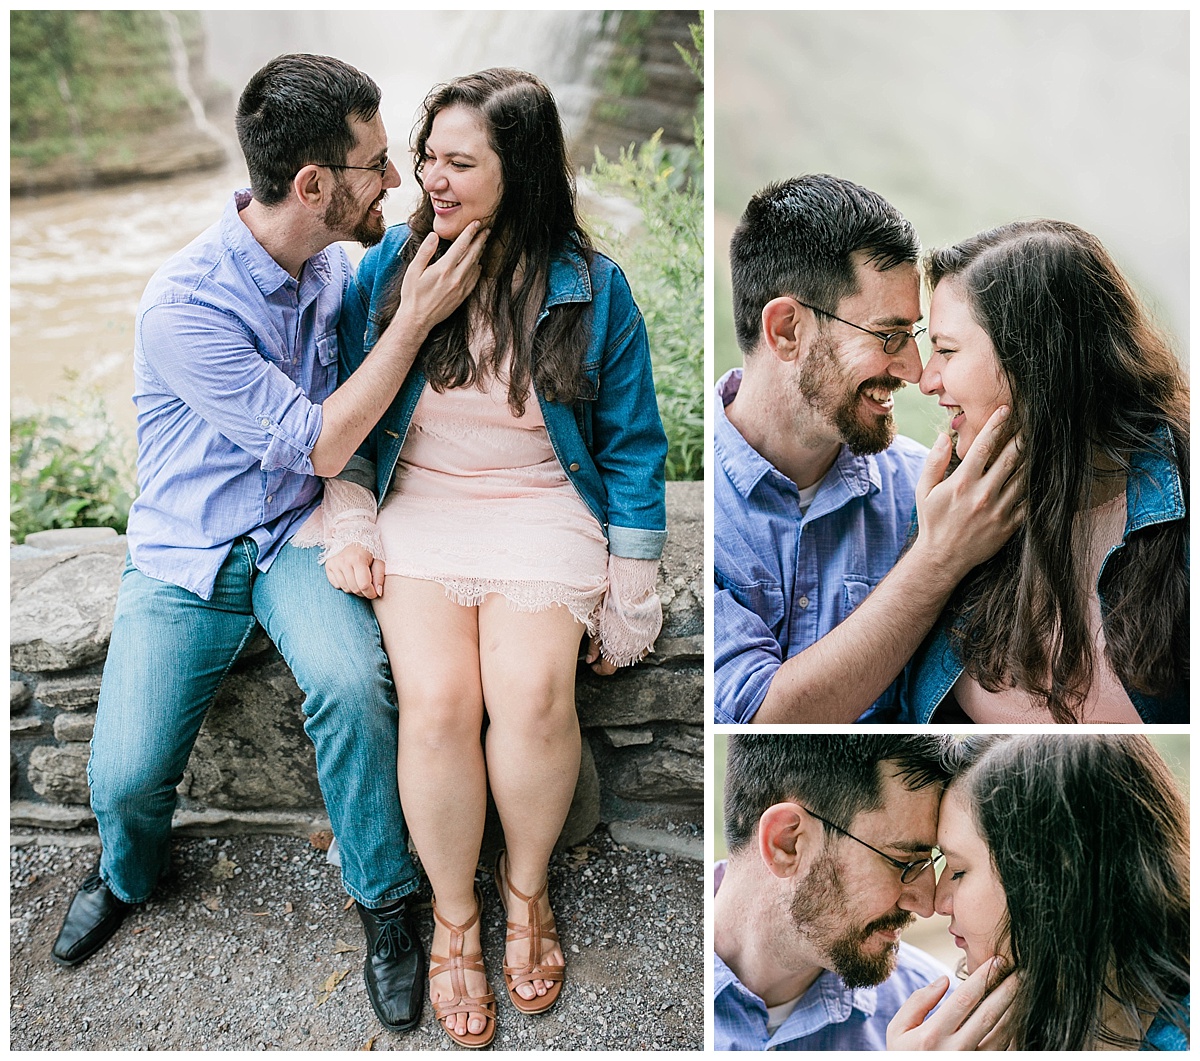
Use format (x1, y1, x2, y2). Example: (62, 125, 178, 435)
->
(10, 10, 227, 196)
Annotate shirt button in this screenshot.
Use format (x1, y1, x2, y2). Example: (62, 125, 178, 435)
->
(798, 596, 810, 609)
(265, 495, 273, 504)
(568, 462, 580, 472)
(260, 417, 270, 427)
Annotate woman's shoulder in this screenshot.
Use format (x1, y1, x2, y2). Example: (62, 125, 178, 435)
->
(356, 224, 413, 286)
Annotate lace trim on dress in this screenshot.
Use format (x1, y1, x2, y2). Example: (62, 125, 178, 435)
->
(289, 479, 384, 564)
(427, 576, 602, 632)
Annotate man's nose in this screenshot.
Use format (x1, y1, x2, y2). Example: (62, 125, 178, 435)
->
(933, 872, 952, 916)
(381, 157, 400, 190)
(383, 158, 401, 191)
(899, 868, 937, 918)
(889, 340, 923, 385)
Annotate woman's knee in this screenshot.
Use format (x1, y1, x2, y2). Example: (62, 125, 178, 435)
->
(485, 669, 578, 737)
(396, 677, 485, 752)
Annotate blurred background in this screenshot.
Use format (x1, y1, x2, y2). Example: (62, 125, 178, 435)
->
(711, 734, 1191, 970)
(11, 10, 703, 543)
(714, 10, 1188, 448)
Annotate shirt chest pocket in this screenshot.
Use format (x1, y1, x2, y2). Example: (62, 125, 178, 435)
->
(316, 331, 339, 366)
(838, 576, 880, 626)
(729, 580, 786, 642)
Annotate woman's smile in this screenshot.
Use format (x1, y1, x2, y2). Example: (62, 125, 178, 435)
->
(920, 279, 1012, 459)
(421, 104, 503, 241)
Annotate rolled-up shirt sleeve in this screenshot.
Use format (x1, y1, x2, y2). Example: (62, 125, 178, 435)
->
(138, 299, 324, 475)
(714, 584, 781, 724)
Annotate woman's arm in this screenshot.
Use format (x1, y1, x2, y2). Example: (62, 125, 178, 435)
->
(586, 263, 669, 560)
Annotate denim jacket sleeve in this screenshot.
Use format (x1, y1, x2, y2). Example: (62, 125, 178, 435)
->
(585, 262, 668, 560)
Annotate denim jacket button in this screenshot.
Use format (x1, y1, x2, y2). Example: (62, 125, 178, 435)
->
(568, 462, 580, 472)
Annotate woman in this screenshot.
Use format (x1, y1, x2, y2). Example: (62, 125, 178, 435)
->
(901, 220, 1188, 723)
(315, 69, 667, 1047)
(889, 735, 1189, 1050)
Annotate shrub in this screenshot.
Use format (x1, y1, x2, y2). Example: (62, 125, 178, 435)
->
(10, 388, 136, 543)
(589, 20, 703, 482)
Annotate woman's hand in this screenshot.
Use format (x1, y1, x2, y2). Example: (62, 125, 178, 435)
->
(585, 636, 619, 676)
(324, 544, 386, 599)
(886, 957, 1017, 1051)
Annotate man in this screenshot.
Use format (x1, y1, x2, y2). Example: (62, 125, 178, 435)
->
(714, 175, 1023, 724)
(714, 734, 1013, 1050)
(50, 55, 486, 1034)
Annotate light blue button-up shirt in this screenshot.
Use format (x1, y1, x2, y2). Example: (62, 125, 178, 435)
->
(127, 190, 350, 599)
(714, 861, 952, 1050)
(714, 368, 928, 723)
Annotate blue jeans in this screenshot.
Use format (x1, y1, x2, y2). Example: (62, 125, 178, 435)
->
(88, 539, 418, 907)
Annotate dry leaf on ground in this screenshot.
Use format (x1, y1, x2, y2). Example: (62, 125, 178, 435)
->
(315, 968, 350, 1007)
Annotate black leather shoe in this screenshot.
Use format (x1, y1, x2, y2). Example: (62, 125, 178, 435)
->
(51, 871, 134, 967)
(356, 899, 427, 1032)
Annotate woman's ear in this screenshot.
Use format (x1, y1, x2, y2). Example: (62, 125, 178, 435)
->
(757, 801, 814, 879)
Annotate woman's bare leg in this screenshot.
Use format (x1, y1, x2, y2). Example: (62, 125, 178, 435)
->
(479, 596, 584, 1001)
(374, 576, 488, 1039)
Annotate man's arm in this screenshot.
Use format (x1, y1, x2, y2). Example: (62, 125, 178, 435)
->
(309, 223, 486, 476)
(752, 407, 1023, 724)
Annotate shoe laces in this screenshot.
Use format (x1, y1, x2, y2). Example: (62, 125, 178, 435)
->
(81, 872, 104, 893)
(371, 908, 415, 960)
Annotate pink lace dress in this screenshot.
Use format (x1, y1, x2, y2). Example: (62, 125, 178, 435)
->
(298, 360, 662, 667)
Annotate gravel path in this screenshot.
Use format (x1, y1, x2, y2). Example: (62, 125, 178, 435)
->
(10, 829, 703, 1051)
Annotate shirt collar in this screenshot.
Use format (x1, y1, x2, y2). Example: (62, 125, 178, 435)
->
(222, 189, 333, 299)
(715, 367, 882, 514)
(771, 968, 878, 1046)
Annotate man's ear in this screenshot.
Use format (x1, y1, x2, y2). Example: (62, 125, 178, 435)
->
(760, 297, 814, 364)
(757, 801, 818, 879)
(291, 164, 328, 210)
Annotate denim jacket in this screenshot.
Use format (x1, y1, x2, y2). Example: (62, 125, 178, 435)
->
(336, 224, 668, 560)
(898, 428, 1188, 723)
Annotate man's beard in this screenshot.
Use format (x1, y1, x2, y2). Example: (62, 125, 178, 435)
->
(789, 852, 914, 989)
(324, 180, 385, 248)
(797, 334, 899, 456)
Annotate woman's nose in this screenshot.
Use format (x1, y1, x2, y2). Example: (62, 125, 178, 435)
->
(919, 356, 942, 396)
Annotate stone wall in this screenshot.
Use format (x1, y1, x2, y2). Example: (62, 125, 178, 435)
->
(10, 482, 702, 853)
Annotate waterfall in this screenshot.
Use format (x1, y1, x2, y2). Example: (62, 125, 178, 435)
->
(160, 10, 230, 152)
(54, 71, 90, 170)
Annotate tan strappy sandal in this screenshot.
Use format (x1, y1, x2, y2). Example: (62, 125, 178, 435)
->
(429, 889, 496, 1049)
(494, 850, 565, 1014)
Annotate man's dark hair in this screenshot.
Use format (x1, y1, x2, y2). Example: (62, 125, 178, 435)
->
(729, 173, 920, 355)
(236, 53, 381, 207)
(723, 735, 954, 854)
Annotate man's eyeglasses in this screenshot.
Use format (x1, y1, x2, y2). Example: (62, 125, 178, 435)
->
(805, 807, 942, 884)
(313, 156, 390, 177)
(796, 300, 926, 356)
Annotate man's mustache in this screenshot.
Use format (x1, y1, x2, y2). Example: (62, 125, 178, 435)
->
(857, 909, 915, 939)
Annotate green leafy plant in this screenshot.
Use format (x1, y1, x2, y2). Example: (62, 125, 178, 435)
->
(589, 18, 703, 481)
(10, 388, 136, 543)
